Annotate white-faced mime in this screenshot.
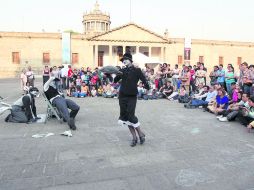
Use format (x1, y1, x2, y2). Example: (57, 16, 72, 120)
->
(3, 87, 40, 123)
(44, 77, 80, 130)
(114, 53, 150, 147)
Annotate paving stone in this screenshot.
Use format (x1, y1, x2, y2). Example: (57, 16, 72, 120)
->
(0, 79, 254, 189)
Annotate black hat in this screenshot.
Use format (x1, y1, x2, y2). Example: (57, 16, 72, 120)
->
(120, 53, 133, 63)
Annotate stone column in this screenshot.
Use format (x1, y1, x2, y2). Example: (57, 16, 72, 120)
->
(123, 46, 126, 54)
(149, 46, 152, 57)
(94, 45, 98, 67)
(136, 46, 139, 53)
(161, 47, 164, 62)
(109, 45, 112, 65)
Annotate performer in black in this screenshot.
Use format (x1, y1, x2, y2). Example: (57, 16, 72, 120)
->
(44, 76, 80, 130)
(5, 87, 40, 123)
(114, 53, 150, 147)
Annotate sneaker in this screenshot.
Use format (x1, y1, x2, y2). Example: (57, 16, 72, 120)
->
(219, 117, 228, 122)
(216, 115, 223, 119)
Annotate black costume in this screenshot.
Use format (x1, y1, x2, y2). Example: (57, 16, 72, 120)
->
(114, 53, 150, 146)
(5, 87, 39, 123)
(44, 77, 80, 130)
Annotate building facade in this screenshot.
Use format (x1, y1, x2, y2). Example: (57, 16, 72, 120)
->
(0, 1, 253, 78)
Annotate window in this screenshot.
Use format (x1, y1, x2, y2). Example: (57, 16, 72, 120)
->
(101, 22, 105, 31)
(72, 53, 79, 64)
(237, 57, 242, 65)
(91, 22, 95, 30)
(219, 56, 224, 65)
(12, 52, 20, 64)
(98, 51, 104, 67)
(199, 56, 204, 63)
(43, 53, 50, 64)
(87, 22, 90, 30)
(178, 55, 183, 64)
(96, 22, 100, 30)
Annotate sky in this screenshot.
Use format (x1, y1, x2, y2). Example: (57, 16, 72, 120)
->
(0, 0, 253, 42)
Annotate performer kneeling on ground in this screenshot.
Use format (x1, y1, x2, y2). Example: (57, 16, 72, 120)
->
(114, 53, 150, 147)
(44, 76, 80, 130)
(5, 87, 40, 123)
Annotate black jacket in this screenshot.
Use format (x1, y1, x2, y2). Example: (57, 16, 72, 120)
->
(114, 66, 150, 97)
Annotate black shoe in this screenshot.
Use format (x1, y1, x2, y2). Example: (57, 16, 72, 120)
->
(130, 139, 138, 147)
(5, 114, 10, 122)
(140, 135, 146, 145)
(68, 118, 77, 130)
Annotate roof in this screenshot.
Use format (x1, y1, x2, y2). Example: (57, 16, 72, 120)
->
(87, 22, 169, 44)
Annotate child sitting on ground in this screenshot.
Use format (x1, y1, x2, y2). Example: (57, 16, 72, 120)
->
(97, 85, 103, 96)
(91, 86, 97, 97)
(81, 82, 89, 97)
(67, 82, 76, 97)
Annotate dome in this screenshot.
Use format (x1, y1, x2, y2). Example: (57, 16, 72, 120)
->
(82, 1, 111, 36)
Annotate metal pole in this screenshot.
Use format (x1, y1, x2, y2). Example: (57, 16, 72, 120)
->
(130, 0, 132, 22)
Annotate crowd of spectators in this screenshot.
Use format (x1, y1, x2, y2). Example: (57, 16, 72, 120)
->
(23, 61, 254, 132)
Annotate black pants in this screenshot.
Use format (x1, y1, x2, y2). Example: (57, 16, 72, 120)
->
(237, 111, 254, 126)
(119, 96, 138, 126)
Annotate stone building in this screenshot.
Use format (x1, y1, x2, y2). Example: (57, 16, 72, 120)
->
(0, 1, 253, 78)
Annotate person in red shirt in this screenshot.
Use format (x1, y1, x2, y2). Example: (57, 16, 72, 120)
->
(67, 65, 73, 89)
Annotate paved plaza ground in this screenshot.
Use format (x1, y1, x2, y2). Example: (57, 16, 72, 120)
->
(0, 79, 254, 190)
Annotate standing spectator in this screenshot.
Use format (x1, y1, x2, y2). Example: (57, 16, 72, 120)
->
(51, 66, 61, 91)
(155, 66, 163, 90)
(209, 66, 219, 85)
(67, 65, 73, 89)
(217, 64, 225, 89)
(241, 62, 251, 95)
(26, 66, 35, 87)
(20, 69, 27, 95)
(195, 64, 206, 88)
(147, 69, 156, 90)
(172, 64, 180, 91)
(180, 66, 191, 94)
(249, 65, 254, 95)
(60, 65, 68, 90)
(189, 65, 196, 93)
(76, 75, 82, 92)
(42, 66, 50, 85)
(225, 64, 235, 94)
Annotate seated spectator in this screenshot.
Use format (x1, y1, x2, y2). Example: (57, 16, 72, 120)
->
(81, 82, 89, 97)
(67, 82, 76, 97)
(192, 85, 209, 100)
(97, 85, 103, 96)
(160, 81, 174, 98)
(237, 95, 254, 126)
(143, 89, 158, 100)
(219, 93, 249, 122)
(103, 84, 116, 98)
(186, 86, 217, 108)
(208, 88, 229, 115)
(178, 86, 189, 103)
(137, 82, 146, 99)
(91, 86, 97, 97)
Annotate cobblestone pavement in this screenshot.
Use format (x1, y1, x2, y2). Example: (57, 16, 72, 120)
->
(0, 79, 254, 190)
